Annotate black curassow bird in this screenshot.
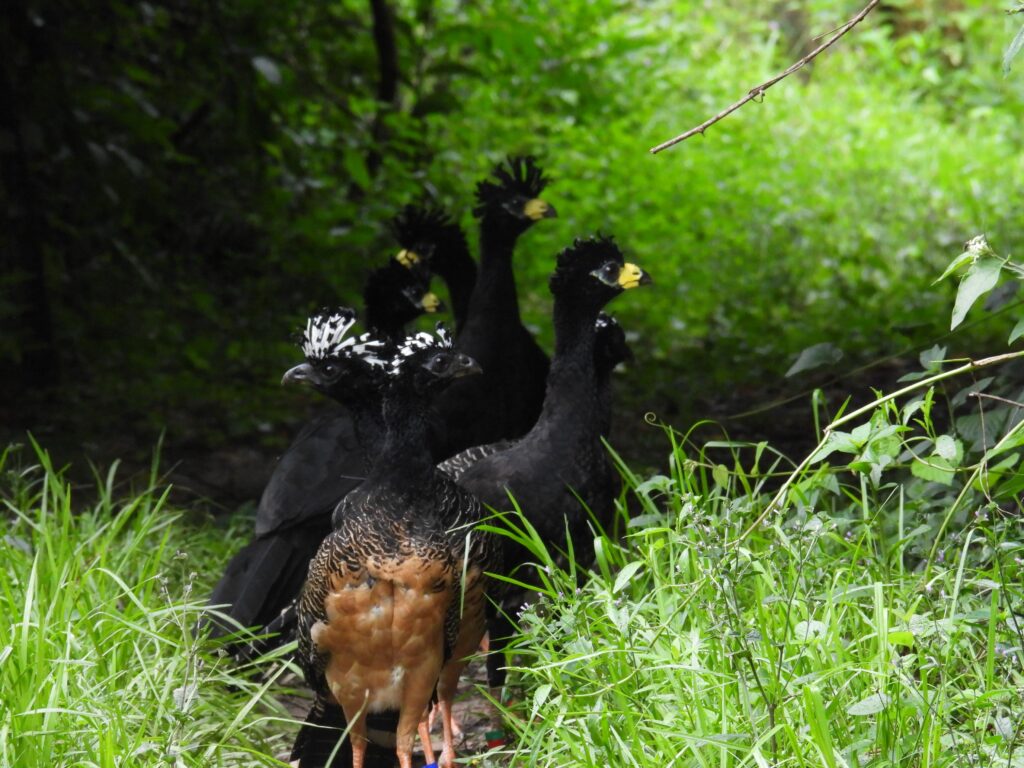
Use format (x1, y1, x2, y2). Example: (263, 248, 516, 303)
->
(363, 258, 444, 340)
(429, 156, 556, 458)
(438, 311, 633, 482)
(205, 253, 438, 639)
(453, 236, 651, 692)
(294, 326, 499, 768)
(390, 205, 476, 334)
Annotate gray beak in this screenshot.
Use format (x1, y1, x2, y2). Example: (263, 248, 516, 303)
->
(282, 362, 314, 386)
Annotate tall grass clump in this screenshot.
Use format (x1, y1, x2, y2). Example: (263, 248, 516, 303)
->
(494, 392, 1024, 766)
(0, 441, 293, 767)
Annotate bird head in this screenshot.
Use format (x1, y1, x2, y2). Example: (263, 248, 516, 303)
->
(389, 204, 471, 280)
(363, 258, 445, 336)
(282, 308, 391, 401)
(594, 313, 633, 376)
(549, 235, 651, 311)
(473, 155, 557, 235)
(388, 323, 482, 394)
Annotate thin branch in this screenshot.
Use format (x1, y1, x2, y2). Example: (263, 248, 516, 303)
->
(649, 0, 881, 155)
(969, 392, 1024, 410)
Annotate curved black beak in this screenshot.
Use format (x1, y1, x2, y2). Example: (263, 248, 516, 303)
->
(452, 353, 483, 378)
(282, 362, 315, 386)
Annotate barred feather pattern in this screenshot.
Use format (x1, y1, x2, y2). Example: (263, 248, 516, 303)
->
(388, 324, 452, 376)
(295, 473, 500, 698)
(301, 308, 389, 366)
(436, 440, 514, 482)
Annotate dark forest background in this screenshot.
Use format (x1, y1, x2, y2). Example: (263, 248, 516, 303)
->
(3, 0, 1023, 505)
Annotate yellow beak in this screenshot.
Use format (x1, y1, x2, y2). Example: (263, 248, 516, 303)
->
(617, 263, 651, 290)
(421, 292, 443, 313)
(396, 249, 421, 268)
(524, 198, 557, 221)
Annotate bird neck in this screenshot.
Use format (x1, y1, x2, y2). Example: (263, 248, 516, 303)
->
(595, 368, 616, 437)
(433, 244, 478, 334)
(468, 217, 521, 323)
(535, 300, 600, 431)
(348, 396, 386, 456)
(369, 387, 436, 485)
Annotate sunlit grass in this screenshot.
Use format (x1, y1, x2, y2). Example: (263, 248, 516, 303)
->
(0, 440, 296, 767)
(489, 409, 1024, 767)
(5, 360, 1023, 768)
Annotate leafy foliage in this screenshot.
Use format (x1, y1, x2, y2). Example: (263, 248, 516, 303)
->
(4, 1, 1024, 443)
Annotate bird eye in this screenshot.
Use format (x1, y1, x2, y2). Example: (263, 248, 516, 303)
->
(321, 362, 339, 377)
(429, 353, 447, 371)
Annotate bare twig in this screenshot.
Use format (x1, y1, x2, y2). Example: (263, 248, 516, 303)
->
(650, 0, 881, 155)
(969, 392, 1024, 410)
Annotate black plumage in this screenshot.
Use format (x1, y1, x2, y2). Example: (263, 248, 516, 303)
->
(390, 205, 476, 333)
(294, 326, 499, 768)
(362, 257, 442, 340)
(206, 308, 392, 640)
(453, 236, 651, 690)
(437, 312, 632, 482)
(430, 156, 556, 458)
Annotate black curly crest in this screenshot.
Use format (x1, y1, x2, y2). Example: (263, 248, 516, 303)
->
(473, 155, 549, 216)
(389, 204, 454, 249)
(550, 235, 624, 293)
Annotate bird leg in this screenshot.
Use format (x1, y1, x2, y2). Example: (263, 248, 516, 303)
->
(339, 709, 368, 768)
(435, 659, 471, 767)
(395, 702, 428, 768)
(436, 697, 457, 767)
(417, 710, 437, 766)
(427, 701, 463, 739)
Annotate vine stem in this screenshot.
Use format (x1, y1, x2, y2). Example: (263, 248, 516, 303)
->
(650, 0, 881, 154)
(735, 349, 1024, 545)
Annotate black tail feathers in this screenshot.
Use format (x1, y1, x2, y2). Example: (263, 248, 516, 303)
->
(291, 698, 399, 768)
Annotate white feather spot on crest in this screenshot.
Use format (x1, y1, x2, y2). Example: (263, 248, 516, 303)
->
(301, 310, 387, 367)
(388, 324, 454, 376)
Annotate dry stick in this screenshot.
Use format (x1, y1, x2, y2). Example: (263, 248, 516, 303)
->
(734, 349, 1024, 546)
(649, 0, 882, 155)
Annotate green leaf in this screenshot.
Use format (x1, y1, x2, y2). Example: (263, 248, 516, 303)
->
(850, 422, 872, 445)
(712, 464, 729, 489)
(846, 692, 890, 716)
(793, 619, 827, 642)
(786, 342, 843, 377)
(888, 631, 915, 647)
(951, 257, 1003, 330)
(935, 250, 975, 283)
(911, 455, 956, 485)
(982, 426, 1024, 462)
(1010, 317, 1024, 344)
(613, 561, 644, 594)
(1004, 21, 1024, 74)
(919, 344, 946, 372)
(934, 435, 962, 466)
(809, 431, 860, 464)
(531, 684, 553, 720)
(342, 149, 371, 190)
